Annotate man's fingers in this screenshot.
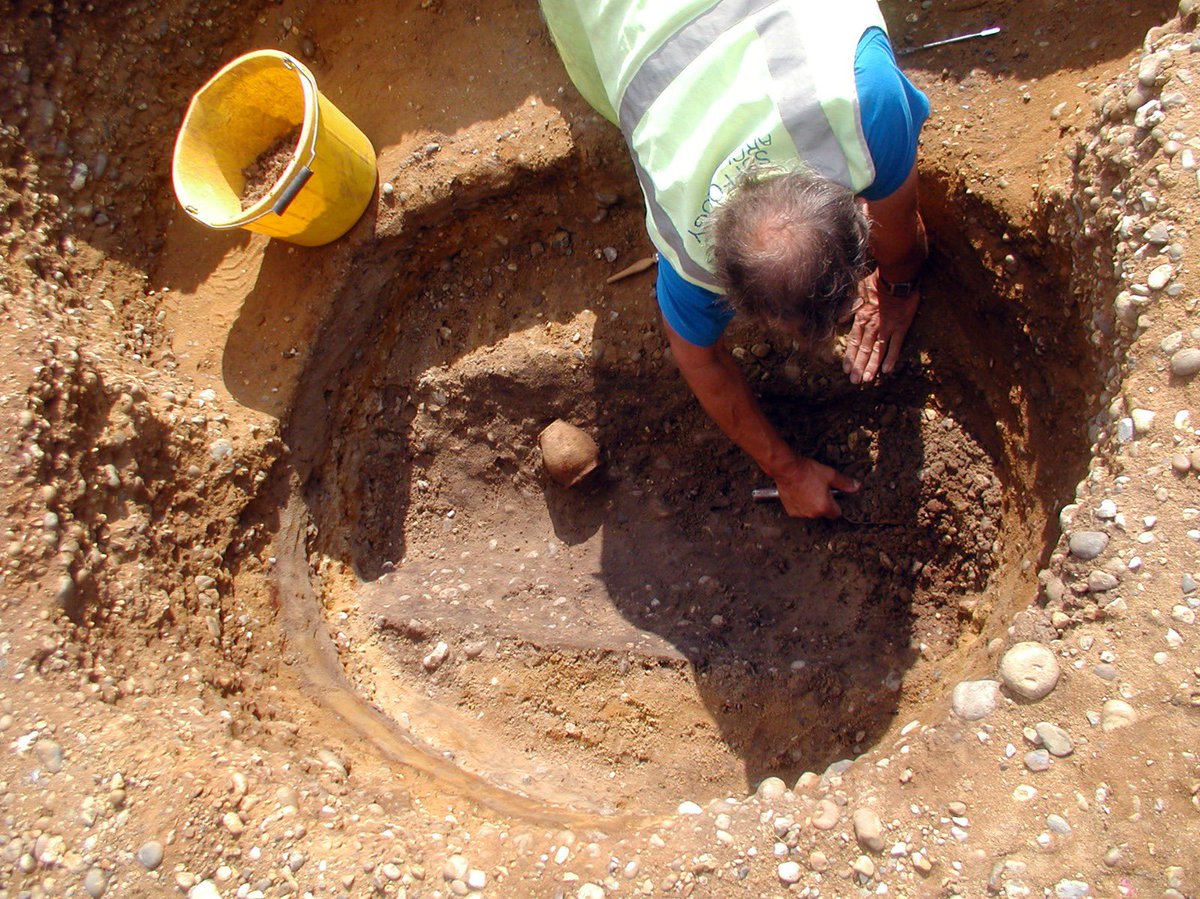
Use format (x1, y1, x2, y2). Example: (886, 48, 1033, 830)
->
(831, 471, 860, 493)
(823, 492, 843, 519)
(844, 317, 866, 373)
(849, 325, 878, 383)
(861, 338, 886, 383)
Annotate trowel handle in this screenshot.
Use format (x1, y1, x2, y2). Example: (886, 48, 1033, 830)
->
(752, 487, 780, 502)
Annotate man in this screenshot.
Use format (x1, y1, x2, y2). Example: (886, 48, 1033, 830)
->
(540, 0, 930, 518)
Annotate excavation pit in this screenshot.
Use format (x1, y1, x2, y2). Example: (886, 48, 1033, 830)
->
(287, 159, 1097, 815)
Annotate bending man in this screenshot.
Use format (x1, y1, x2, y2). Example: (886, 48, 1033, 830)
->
(541, 0, 930, 518)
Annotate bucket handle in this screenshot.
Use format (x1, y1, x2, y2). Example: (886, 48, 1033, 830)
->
(273, 56, 320, 218)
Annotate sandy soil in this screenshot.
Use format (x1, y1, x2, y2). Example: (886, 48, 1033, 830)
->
(2, 0, 1198, 897)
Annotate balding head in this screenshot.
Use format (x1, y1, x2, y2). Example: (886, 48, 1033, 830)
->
(710, 169, 871, 340)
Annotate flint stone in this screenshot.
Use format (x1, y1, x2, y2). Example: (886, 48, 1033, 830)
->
(1170, 347, 1200, 377)
(1069, 531, 1109, 560)
(852, 808, 885, 853)
(1035, 722, 1074, 757)
(951, 680, 1002, 720)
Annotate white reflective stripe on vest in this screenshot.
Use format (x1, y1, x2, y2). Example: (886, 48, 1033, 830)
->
(541, 0, 886, 292)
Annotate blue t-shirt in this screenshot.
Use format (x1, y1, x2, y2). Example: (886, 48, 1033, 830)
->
(657, 27, 930, 347)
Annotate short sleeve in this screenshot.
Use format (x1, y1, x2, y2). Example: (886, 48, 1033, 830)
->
(855, 28, 931, 201)
(656, 258, 734, 347)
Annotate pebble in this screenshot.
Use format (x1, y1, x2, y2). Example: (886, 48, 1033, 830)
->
(999, 642, 1061, 701)
(912, 852, 933, 874)
(423, 641, 450, 671)
(1144, 221, 1172, 245)
(851, 855, 876, 878)
(852, 808, 884, 852)
(810, 799, 840, 830)
(1055, 879, 1091, 898)
(778, 861, 802, 884)
(35, 739, 64, 773)
(1101, 699, 1137, 732)
(1024, 749, 1052, 772)
(1172, 453, 1192, 474)
(84, 868, 109, 898)
(1170, 347, 1200, 377)
(1182, 573, 1197, 594)
(1173, 605, 1196, 625)
(809, 850, 829, 872)
(756, 776, 787, 801)
(677, 801, 702, 815)
(1148, 263, 1175, 290)
(578, 886, 605, 899)
(1069, 531, 1109, 560)
(1087, 570, 1119, 592)
(1047, 814, 1072, 836)
(443, 855, 469, 881)
(1035, 722, 1074, 757)
(1096, 499, 1117, 520)
(137, 841, 164, 870)
(189, 883, 222, 899)
(951, 679, 1001, 720)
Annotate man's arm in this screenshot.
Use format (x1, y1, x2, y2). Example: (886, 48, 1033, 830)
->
(844, 164, 928, 384)
(664, 319, 858, 518)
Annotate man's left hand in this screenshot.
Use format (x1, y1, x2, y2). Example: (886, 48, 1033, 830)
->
(843, 270, 920, 384)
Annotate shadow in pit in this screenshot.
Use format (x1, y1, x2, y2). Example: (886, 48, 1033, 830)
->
(541, 361, 936, 788)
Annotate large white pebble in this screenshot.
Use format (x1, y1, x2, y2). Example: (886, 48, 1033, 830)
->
(999, 642, 1061, 701)
(951, 679, 1001, 720)
(1101, 699, 1137, 732)
(778, 861, 802, 884)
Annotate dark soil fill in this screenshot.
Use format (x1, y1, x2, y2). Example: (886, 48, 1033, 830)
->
(240, 125, 301, 209)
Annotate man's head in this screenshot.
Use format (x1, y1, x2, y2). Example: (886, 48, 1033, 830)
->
(710, 168, 871, 341)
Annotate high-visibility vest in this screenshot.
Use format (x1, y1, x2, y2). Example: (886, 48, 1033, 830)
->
(541, 0, 886, 292)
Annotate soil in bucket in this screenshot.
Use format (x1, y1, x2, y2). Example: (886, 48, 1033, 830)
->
(240, 126, 302, 210)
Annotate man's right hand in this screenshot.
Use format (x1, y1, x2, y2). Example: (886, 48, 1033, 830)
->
(773, 456, 860, 519)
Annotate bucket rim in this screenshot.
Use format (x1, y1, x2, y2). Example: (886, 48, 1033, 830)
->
(171, 49, 320, 230)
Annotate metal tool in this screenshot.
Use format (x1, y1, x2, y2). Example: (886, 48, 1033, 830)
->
(897, 25, 1002, 56)
(751, 486, 903, 527)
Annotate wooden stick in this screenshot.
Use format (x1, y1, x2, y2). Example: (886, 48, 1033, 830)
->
(606, 254, 658, 284)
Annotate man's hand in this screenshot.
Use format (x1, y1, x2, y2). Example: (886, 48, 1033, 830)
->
(773, 456, 860, 519)
(843, 270, 920, 385)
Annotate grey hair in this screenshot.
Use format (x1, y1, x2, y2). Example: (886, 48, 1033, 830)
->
(709, 168, 872, 340)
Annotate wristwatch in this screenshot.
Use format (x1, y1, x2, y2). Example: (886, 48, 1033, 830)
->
(878, 274, 919, 299)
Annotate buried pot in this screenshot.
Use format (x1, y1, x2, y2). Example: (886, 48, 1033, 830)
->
(538, 419, 600, 486)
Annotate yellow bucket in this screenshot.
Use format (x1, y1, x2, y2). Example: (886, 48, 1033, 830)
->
(172, 50, 377, 246)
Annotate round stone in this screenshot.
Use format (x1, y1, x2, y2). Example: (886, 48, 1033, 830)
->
(778, 861, 802, 884)
(1170, 348, 1200, 378)
(1069, 531, 1109, 560)
(84, 868, 108, 898)
(756, 777, 787, 801)
(951, 679, 1001, 720)
(999, 642, 1061, 701)
(136, 842, 164, 871)
(1087, 570, 1119, 592)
